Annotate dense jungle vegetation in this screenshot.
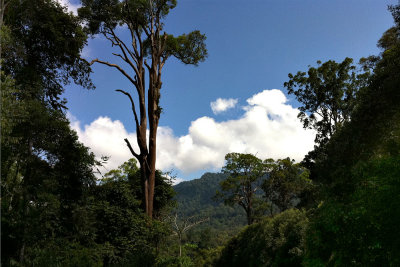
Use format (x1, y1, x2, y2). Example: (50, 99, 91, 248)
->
(1, 0, 399, 266)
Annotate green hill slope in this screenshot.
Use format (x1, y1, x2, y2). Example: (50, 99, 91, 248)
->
(173, 172, 246, 231)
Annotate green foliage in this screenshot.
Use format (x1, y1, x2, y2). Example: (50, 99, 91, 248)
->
(305, 156, 400, 266)
(262, 157, 312, 213)
(1, 7, 95, 258)
(24, 240, 104, 267)
(3, 0, 93, 109)
(1, 111, 99, 265)
(284, 57, 366, 145)
(156, 255, 194, 267)
(174, 172, 246, 231)
(216, 153, 267, 225)
(103, 158, 176, 217)
(303, 5, 400, 265)
(1, 0, 177, 262)
(172, 173, 248, 266)
(79, 0, 207, 67)
(164, 31, 208, 65)
(1, 46, 99, 264)
(215, 209, 309, 267)
(91, 160, 175, 264)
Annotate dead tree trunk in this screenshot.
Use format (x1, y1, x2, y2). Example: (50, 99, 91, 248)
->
(84, 0, 207, 218)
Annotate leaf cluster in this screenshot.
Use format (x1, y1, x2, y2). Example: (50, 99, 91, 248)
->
(164, 31, 208, 65)
(262, 157, 312, 213)
(284, 57, 365, 145)
(216, 153, 266, 209)
(3, 0, 93, 109)
(215, 209, 309, 267)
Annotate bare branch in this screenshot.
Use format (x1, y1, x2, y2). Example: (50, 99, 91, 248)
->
(160, 55, 168, 70)
(127, 25, 141, 59)
(103, 32, 119, 47)
(105, 29, 141, 81)
(182, 217, 209, 233)
(115, 89, 140, 130)
(89, 58, 137, 86)
(110, 28, 140, 66)
(124, 138, 140, 159)
(135, 28, 144, 58)
(123, 2, 141, 57)
(112, 52, 126, 62)
(142, 24, 151, 39)
(144, 60, 151, 72)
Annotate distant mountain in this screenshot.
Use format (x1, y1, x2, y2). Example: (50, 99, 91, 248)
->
(173, 172, 246, 231)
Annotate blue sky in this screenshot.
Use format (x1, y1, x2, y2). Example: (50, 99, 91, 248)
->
(61, 0, 396, 182)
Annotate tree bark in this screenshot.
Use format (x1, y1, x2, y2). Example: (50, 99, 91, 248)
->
(246, 210, 253, 225)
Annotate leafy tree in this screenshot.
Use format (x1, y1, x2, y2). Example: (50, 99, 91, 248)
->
(216, 153, 267, 225)
(1, 108, 99, 265)
(0, 0, 10, 55)
(304, 4, 400, 265)
(92, 176, 157, 265)
(262, 158, 311, 214)
(1, 1, 96, 265)
(1, 0, 93, 109)
(94, 159, 176, 265)
(305, 156, 400, 266)
(215, 209, 309, 267)
(79, 0, 207, 218)
(103, 158, 176, 218)
(283, 57, 366, 146)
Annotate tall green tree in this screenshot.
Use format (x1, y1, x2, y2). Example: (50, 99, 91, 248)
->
(284, 58, 366, 146)
(262, 158, 311, 214)
(216, 153, 266, 225)
(79, 0, 207, 218)
(1, 0, 95, 264)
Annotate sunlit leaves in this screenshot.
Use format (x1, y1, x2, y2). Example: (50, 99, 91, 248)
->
(284, 58, 365, 145)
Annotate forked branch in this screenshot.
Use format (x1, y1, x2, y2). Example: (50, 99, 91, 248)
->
(115, 89, 140, 130)
(89, 58, 137, 86)
(124, 138, 140, 159)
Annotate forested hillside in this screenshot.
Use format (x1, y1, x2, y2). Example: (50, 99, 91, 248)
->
(174, 173, 246, 231)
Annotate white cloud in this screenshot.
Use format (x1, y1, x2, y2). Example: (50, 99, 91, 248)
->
(172, 177, 184, 185)
(68, 114, 136, 173)
(56, 0, 81, 15)
(69, 89, 316, 179)
(210, 98, 238, 114)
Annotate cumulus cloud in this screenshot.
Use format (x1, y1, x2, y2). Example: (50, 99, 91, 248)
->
(56, 0, 80, 15)
(210, 98, 238, 114)
(171, 177, 184, 185)
(69, 89, 316, 179)
(68, 114, 136, 173)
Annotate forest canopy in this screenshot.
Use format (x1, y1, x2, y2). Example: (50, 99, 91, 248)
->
(1, 1, 399, 266)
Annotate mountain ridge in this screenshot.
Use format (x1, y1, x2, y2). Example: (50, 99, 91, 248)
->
(173, 172, 246, 230)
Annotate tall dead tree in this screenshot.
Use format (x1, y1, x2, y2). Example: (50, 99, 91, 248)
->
(79, 0, 207, 218)
(170, 214, 209, 257)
